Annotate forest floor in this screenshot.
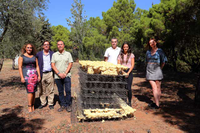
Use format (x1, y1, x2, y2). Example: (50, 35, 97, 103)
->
(0, 59, 200, 133)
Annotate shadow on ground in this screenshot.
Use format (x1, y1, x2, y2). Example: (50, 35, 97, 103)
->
(133, 70, 200, 133)
(0, 106, 45, 132)
(0, 76, 24, 92)
(34, 94, 60, 109)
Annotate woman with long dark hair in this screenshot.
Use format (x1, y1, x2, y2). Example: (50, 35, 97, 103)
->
(146, 38, 167, 109)
(117, 42, 135, 106)
(18, 43, 41, 112)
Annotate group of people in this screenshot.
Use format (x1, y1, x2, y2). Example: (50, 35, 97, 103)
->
(18, 40, 73, 112)
(18, 37, 167, 113)
(104, 38, 167, 109)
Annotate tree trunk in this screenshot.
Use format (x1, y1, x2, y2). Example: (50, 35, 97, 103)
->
(12, 58, 15, 70)
(172, 42, 177, 72)
(0, 58, 4, 72)
(0, 18, 9, 44)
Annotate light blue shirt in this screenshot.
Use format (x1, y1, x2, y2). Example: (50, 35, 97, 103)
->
(43, 51, 52, 72)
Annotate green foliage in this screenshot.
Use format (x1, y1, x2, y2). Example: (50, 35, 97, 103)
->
(128, 0, 200, 72)
(1, 16, 53, 59)
(89, 17, 107, 35)
(1, 0, 200, 73)
(66, 0, 88, 59)
(176, 59, 191, 73)
(64, 0, 200, 72)
(0, 0, 50, 58)
(83, 26, 109, 60)
(35, 16, 53, 49)
(102, 0, 136, 43)
(51, 25, 71, 51)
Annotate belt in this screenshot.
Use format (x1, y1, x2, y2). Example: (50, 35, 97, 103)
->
(43, 71, 52, 73)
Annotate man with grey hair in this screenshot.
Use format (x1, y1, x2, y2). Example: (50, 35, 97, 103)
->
(36, 41, 54, 110)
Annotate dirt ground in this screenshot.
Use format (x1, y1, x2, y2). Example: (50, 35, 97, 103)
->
(0, 59, 200, 133)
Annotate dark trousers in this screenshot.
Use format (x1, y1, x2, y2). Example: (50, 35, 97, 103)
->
(55, 77, 71, 107)
(125, 69, 133, 103)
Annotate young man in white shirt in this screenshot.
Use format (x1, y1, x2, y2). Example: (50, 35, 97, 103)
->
(104, 38, 121, 65)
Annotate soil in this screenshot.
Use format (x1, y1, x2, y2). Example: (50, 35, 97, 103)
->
(0, 59, 200, 133)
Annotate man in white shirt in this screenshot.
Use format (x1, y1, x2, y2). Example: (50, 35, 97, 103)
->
(104, 38, 121, 65)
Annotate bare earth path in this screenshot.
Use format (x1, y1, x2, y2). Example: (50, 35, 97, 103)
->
(0, 59, 200, 133)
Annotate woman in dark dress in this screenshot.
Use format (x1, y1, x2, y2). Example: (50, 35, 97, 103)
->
(146, 38, 167, 109)
(18, 43, 41, 112)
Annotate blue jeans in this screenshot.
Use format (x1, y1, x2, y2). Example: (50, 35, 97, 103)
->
(55, 77, 72, 107)
(124, 69, 133, 103)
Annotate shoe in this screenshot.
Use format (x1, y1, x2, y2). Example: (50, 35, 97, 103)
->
(151, 105, 160, 109)
(148, 103, 160, 109)
(58, 106, 66, 112)
(49, 105, 54, 110)
(128, 102, 132, 107)
(38, 105, 45, 109)
(66, 105, 72, 112)
(148, 103, 156, 107)
(154, 105, 160, 109)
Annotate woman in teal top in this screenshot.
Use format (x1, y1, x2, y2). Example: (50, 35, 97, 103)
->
(146, 38, 167, 109)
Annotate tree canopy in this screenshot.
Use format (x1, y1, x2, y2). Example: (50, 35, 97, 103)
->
(0, 0, 51, 59)
(1, 0, 199, 72)
(51, 25, 71, 51)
